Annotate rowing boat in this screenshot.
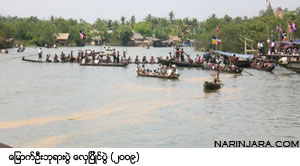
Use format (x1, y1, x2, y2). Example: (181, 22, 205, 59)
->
(80, 62, 128, 67)
(129, 62, 159, 65)
(157, 57, 203, 67)
(203, 81, 222, 90)
(22, 57, 52, 63)
(137, 71, 180, 79)
(251, 65, 275, 72)
(201, 66, 243, 74)
(279, 62, 300, 73)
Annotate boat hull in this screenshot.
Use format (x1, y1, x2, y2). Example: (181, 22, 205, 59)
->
(203, 81, 221, 90)
(280, 62, 300, 73)
(80, 63, 128, 67)
(157, 57, 203, 67)
(137, 72, 180, 79)
(251, 65, 275, 72)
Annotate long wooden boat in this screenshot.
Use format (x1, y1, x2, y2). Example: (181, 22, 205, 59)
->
(279, 62, 300, 73)
(22, 57, 51, 63)
(201, 66, 243, 74)
(251, 65, 275, 72)
(203, 81, 222, 90)
(129, 62, 159, 65)
(157, 57, 203, 67)
(237, 60, 252, 68)
(137, 71, 180, 79)
(80, 62, 128, 67)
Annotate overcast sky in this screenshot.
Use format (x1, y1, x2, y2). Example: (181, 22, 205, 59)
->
(0, 0, 299, 23)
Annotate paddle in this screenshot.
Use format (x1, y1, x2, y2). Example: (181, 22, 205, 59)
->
(235, 65, 253, 76)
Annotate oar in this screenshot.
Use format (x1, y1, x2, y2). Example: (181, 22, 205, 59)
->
(235, 66, 253, 76)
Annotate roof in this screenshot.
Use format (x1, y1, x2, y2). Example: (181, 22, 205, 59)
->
(53, 33, 69, 40)
(145, 37, 159, 41)
(275, 7, 283, 18)
(169, 35, 181, 42)
(132, 33, 144, 40)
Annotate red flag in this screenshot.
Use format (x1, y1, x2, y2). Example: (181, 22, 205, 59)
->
(216, 25, 220, 34)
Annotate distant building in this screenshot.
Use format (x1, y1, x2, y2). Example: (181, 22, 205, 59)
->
(265, 2, 274, 15)
(53, 33, 69, 46)
(275, 7, 284, 18)
(129, 32, 144, 46)
(144, 37, 159, 46)
(168, 35, 182, 46)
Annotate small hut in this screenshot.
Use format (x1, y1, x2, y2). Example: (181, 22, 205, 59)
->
(53, 33, 70, 46)
(145, 37, 159, 46)
(169, 35, 182, 46)
(129, 32, 144, 46)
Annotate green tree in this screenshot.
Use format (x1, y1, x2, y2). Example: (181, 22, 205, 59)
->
(134, 22, 152, 37)
(116, 25, 133, 45)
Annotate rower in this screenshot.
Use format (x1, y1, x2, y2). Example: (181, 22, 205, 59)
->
(112, 49, 116, 63)
(140, 65, 145, 73)
(38, 48, 42, 61)
(205, 49, 210, 63)
(46, 54, 51, 62)
(117, 51, 120, 63)
(187, 55, 192, 63)
(175, 47, 180, 61)
(180, 48, 185, 62)
(150, 56, 155, 64)
(195, 54, 201, 63)
(60, 51, 65, 62)
(142, 56, 147, 63)
(54, 54, 59, 62)
(70, 51, 74, 62)
(230, 54, 238, 66)
(158, 64, 162, 74)
(135, 56, 139, 64)
(214, 71, 220, 84)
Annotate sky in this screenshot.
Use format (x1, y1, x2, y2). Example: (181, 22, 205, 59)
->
(0, 0, 299, 23)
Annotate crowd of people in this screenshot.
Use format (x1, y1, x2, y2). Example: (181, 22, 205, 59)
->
(137, 64, 179, 77)
(36, 48, 161, 64)
(257, 40, 300, 56)
(250, 59, 275, 69)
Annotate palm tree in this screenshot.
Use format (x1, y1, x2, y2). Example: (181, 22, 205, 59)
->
(121, 16, 126, 25)
(169, 11, 174, 23)
(130, 15, 136, 28)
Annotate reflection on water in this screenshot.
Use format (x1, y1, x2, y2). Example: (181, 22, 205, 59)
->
(0, 46, 300, 147)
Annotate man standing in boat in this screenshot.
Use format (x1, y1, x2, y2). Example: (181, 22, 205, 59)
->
(38, 48, 43, 61)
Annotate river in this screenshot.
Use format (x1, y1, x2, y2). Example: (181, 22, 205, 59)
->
(0, 46, 299, 147)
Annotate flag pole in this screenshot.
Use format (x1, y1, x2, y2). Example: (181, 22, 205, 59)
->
(216, 27, 218, 53)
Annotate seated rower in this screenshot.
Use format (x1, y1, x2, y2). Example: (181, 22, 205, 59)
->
(150, 56, 155, 64)
(135, 56, 139, 64)
(127, 56, 131, 63)
(195, 55, 201, 63)
(145, 69, 150, 75)
(250, 59, 257, 68)
(46, 54, 51, 62)
(256, 60, 264, 69)
(53, 54, 59, 62)
(142, 56, 147, 63)
(187, 55, 193, 63)
(140, 65, 145, 73)
(60, 52, 65, 62)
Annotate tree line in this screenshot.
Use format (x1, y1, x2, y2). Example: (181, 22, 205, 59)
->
(1, 7, 299, 53)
